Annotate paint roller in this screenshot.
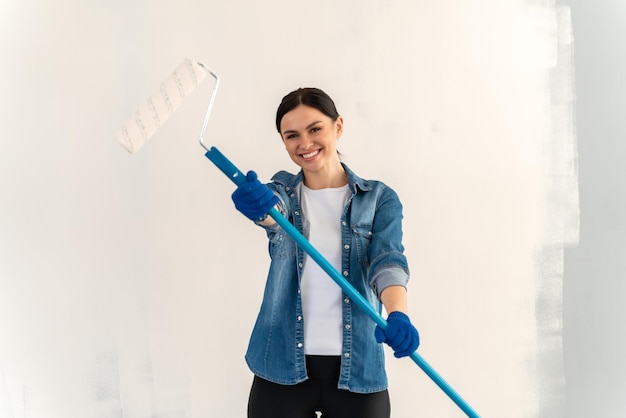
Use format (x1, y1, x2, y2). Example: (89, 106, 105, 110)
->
(115, 58, 481, 418)
(115, 58, 217, 154)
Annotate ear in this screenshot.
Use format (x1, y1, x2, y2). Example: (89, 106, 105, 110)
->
(335, 115, 344, 138)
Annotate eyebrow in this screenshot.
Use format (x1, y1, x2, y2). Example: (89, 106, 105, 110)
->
(282, 120, 323, 135)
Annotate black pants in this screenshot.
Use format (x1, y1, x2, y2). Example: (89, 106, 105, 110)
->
(247, 355, 391, 418)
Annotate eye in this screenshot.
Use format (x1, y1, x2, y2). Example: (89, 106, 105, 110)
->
(310, 127, 321, 133)
(284, 132, 298, 140)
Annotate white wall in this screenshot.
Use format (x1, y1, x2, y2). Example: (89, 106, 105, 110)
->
(0, 1, 586, 417)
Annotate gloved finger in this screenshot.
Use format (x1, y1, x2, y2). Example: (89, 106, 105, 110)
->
(241, 184, 273, 206)
(374, 326, 387, 343)
(394, 328, 420, 358)
(238, 185, 262, 202)
(257, 192, 278, 209)
(246, 170, 258, 182)
(233, 186, 259, 206)
(236, 182, 266, 203)
(394, 331, 412, 354)
(233, 185, 252, 200)
(394, 334, 417, 358)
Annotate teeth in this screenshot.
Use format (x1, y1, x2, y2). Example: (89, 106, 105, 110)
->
(302, 150, 319, 159)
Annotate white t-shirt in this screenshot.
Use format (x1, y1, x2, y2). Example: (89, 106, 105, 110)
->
(300, 184, 350, 355)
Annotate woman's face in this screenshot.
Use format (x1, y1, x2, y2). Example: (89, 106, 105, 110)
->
(279, 105, 343, 174)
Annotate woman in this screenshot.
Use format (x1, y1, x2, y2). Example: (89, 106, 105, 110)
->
(231, 87, 419, 418)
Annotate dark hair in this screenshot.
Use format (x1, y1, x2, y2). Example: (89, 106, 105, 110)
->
(275, 87, 340, 133)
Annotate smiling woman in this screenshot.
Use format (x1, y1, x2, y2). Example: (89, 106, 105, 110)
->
(231, 87, 418, 418)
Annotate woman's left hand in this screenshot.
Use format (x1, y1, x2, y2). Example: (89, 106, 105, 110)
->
(374, 311, 420, 358)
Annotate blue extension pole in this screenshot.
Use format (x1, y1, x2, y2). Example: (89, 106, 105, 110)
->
(205, 146, 480, 418)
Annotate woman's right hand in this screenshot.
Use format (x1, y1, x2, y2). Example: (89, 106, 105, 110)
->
(231, 171, 278, 222)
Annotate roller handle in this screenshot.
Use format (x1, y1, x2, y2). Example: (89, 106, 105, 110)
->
(205, 147, 247, 186)
(204, 146, 480, 418)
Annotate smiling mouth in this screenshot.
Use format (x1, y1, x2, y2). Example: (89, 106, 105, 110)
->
(301, 150, 320, 159)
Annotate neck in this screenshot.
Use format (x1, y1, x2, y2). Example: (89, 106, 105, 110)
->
(303, 161, 347, 190)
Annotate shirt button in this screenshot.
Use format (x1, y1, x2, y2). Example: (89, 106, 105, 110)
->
(344, 352, 350, 358)
(298, 263, 303, 268)
(294, 210, 299, 215)
(297, 316, 302, 321)
(344, 298, 350, 304)
(342, 221, 347, 226)
(344, 244, 350, 249)
(297, 343, 303, 348)
(345, 324, 351, 330)
(343, 271, 349, 276)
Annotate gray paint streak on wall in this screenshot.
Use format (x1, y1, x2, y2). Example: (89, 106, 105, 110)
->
(535, 6, 578, 416)
(563, 0, 626, 417)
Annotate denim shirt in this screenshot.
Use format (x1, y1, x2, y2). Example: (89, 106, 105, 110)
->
(245, 163, 410, 394)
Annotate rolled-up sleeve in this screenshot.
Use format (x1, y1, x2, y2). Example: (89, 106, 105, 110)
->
(368, 187, 410, 299)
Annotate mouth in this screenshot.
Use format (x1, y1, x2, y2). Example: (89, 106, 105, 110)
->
(300, 149, 320, 160)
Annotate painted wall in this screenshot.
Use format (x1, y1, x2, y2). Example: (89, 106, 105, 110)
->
(563, 1, 626, 417)
(0, 0, 612, 417)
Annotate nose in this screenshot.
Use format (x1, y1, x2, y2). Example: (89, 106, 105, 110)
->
(298, 132, 314, 149)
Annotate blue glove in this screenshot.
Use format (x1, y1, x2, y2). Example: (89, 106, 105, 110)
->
(375, 311, 420, 358)
(231, 171, 278, 221)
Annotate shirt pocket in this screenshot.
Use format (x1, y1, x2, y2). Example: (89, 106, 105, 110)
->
(351, 224, 373, 263)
